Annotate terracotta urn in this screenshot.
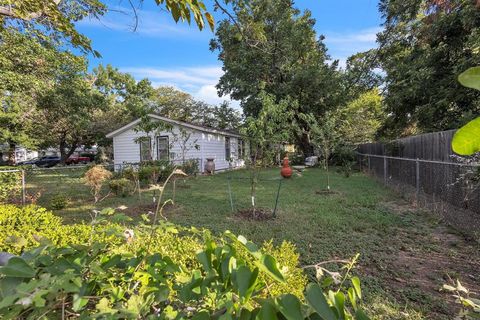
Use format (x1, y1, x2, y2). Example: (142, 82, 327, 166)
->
(280, 156, 293, 178)
(205, 158, 215, 174)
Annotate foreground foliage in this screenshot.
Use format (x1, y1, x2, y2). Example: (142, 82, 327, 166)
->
(0, 204, 369, 319)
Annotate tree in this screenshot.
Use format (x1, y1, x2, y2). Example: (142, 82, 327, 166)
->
(242, 92, 297, 214)
(36, 63, 108, 163)
(301, 113, 340, 191)
(213, 101, 242, 130)
(336, 89, 385, 145)
(0, 28, 84, 164)
(0, 0, 214, 53)
(210, 0, 343, 154)
(376, 0, 480, 138)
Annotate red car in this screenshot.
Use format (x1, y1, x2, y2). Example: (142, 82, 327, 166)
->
(65, 155, 91, 165)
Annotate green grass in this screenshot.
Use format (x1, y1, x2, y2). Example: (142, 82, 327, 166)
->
(26, 167, 480, 319)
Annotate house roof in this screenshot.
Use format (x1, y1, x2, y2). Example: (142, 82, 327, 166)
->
(106, 114, 242, 139)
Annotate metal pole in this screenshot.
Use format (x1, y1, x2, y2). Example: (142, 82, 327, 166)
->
(273, 178, 283, 218)
(21, 170, 26, 206)
(383, 156, 387, 185)
(227, 176, 234, 213)
(416, 158, 420, 201)
(367, 155, 371, 172)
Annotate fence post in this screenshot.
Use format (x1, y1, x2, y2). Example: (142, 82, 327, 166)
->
(415, 158, 420, 201)
(383, 156, 387, 185)
(367, 155, 371, 172)
(21, 170, 26, 206)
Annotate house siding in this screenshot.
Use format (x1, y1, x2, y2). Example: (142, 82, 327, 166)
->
(111, 120, 244, 172)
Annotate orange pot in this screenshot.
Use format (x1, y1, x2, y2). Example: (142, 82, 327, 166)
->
(281, 156, 293, 178)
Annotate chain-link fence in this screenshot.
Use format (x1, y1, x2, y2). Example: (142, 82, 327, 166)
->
(358, 153, 480, 233)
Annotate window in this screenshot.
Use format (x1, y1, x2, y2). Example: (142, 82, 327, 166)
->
(157, 136, 169, 161)
(225, 137, 231, 160)
(139, 137, 152, 162)
(238, 139, 245, 158)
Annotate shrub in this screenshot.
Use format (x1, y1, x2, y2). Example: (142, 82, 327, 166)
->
(109, 178, 134, 197)
(0, 205, 123, 255)
(181, 159, 199, 176)
(49, 193, 68, 210)
(0, 166, 22, 204)
(332, 145, 357, 177)
(84, 165, 112, 202)
(138, 160, 175, 186)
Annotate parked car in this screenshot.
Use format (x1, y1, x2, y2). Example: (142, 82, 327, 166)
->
(65, 155, 91, 165)
(17, 158, 39, 166)
(34, 156, 61, 168)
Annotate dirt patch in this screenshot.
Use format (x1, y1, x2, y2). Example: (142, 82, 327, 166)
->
(366, 201, 480, 318)
(236, 208, 275, 221)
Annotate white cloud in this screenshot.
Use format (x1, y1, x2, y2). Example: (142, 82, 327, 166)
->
(322, 27, 383, 67)
(120, 65, 240, 108)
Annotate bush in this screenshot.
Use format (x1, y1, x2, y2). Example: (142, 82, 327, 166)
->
(332, 145, 357, 177)
(0, 205, 123, 255)
(49, 193, 68, 210)
(181, 159, 199, 176)
(0, 166, 22, 204)
(84, 165, 112, 202)
(0, 205, 370, 319)
(109, 178, 134, 197)
(138, 160, 175, 186)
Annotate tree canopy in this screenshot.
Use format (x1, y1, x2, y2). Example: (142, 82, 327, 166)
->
(376, 0, 480, 137)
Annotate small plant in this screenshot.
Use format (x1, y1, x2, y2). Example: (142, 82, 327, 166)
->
(84, 165, 112, 203)
(443, 279, 480, 319)
(49, 193, 68, 210)
(109, 178, 134, 197)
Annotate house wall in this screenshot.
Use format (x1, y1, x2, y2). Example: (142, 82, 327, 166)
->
(112, 121, 245, 172)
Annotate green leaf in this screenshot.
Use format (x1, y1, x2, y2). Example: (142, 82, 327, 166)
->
(334, 292, 346, 320)
(277, 294, 303, 320)
(354, 309, 371, 320)
(235, 266, 258, 301)
(348, 287, 357, 311)
(458, 67, 480, 91)
(452, 117, 480, 155)
(257, 254, 285, 282)
(305, 283, 336, 320)
(258, 301, 278, 320)
(0, 257, 35, 278)
(351, 276, 362, 299)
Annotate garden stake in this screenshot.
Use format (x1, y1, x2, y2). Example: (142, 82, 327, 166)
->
(273, 178, 283, 218)
(227, 176, 234, 213)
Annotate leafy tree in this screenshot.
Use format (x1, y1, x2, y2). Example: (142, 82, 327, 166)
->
(0, 28, 84, 164)
(376, 0, 480, 137)
(213, 101, 242, 130)
(242, 92, 296, 214)
(211, 0, 343, 154)
(0, 0, 214, 53)
(336, 89, 385, 145)
(301, 113, 340, 191)
(36, 58, 109, 163)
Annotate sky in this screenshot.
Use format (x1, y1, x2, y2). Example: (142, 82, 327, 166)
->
(76, 0, 383, 107)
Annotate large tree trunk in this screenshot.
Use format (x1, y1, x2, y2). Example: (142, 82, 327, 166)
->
(297, 132, 313, 157)
(59, 136, 78, 164)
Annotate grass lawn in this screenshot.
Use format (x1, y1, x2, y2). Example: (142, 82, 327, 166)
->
(26, 167, 480, 319)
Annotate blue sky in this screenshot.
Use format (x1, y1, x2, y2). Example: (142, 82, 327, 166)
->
(76, 0, 382, 106)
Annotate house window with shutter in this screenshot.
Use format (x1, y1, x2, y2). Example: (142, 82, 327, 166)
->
(139, 137, 152, 162)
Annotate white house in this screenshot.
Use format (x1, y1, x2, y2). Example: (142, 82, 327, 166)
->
(106, 114, 247, 172)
